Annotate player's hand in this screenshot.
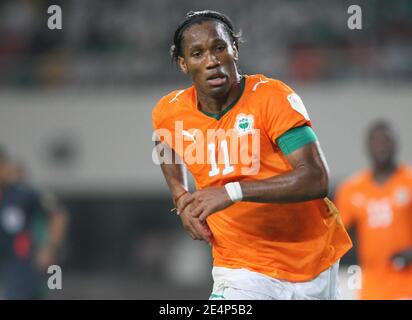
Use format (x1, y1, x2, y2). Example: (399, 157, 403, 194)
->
(391, 249, 412, 271)
(35, 245, 56, 271)
(183, 187, 233, 223)
(177, 193, 213, 244)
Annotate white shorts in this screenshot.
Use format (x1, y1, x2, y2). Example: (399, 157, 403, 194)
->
(209, 261, 341, 300)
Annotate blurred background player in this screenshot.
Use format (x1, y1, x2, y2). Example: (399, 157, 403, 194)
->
(335, 121, 412, 300)
(0, 145, 68, 299)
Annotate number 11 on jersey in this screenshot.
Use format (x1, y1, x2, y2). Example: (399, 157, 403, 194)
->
(208, 140, 234, 177)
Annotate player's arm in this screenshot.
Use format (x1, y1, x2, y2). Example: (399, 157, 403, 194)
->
(156, 140, 189, 201)
(155, 141, 212, 243)
(241, 140, 329, 203)
(36, 192, 69, 270)
(391, 249, 412, 270)
(391, 184, 412, 269)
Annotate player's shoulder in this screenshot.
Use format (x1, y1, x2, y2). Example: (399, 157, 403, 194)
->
(338, 170, 370, 192)
(399, 164, 412, 180)
(245, 74, 294, 96)
(8, 182, 34, 194)
(153, 87, 193, 112)
(152, 86, 194, 127)
(7, 182, 40, 201)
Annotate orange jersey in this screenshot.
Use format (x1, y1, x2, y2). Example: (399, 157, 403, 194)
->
(152, 74, 352, 282)
(336, 165, 412, 299)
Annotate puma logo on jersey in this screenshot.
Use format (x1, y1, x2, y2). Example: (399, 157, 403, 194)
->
(182, 129, 198, 143)
(252, 78, 269, 92)
(169, 90, 185, 103)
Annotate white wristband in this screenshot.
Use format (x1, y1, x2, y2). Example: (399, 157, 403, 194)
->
(224, 182, 243, 202)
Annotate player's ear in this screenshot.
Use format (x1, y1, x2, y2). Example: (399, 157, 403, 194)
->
(232, 42, 239, 61)
(178, 56, 188, 74)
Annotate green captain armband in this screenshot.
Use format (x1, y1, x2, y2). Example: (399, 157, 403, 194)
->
(276, 125, 318, 156)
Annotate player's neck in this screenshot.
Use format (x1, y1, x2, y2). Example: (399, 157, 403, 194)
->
(372, 162, 398, 184)
(197, 74, 242, 115)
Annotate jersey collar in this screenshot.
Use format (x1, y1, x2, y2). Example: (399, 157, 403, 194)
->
(196, 76, 245, 121)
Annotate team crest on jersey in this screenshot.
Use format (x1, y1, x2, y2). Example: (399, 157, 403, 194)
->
(394, 187, 410, 206)
(351, 192, 366, 208)
(235, 113, 254, 136)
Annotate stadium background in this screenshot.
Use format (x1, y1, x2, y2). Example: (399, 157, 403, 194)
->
(0, 0, 411, 299)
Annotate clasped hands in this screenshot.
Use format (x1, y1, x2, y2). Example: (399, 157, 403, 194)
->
(175, 187, 233, 244)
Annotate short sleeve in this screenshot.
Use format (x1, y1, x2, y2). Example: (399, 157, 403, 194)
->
(152, 103, 169, 146)
(335, 182, 358, 228)
(260, 81, 312, 144)
(41, 191, 63, 213)
(152, 93, 178, 147)
(30, 189, 62, 217)
(152, 100, 164, 131)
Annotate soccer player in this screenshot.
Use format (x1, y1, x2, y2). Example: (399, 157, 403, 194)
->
(335, 121, 412, 300)
(0, 145, 68, 299)
(152, 10, 352, 300)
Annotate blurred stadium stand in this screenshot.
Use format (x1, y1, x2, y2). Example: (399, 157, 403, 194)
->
(1, 0, 412, 88)
(0, 0, 411, 299)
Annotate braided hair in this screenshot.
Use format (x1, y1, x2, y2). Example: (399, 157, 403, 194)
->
(170, 10, 242, 63)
